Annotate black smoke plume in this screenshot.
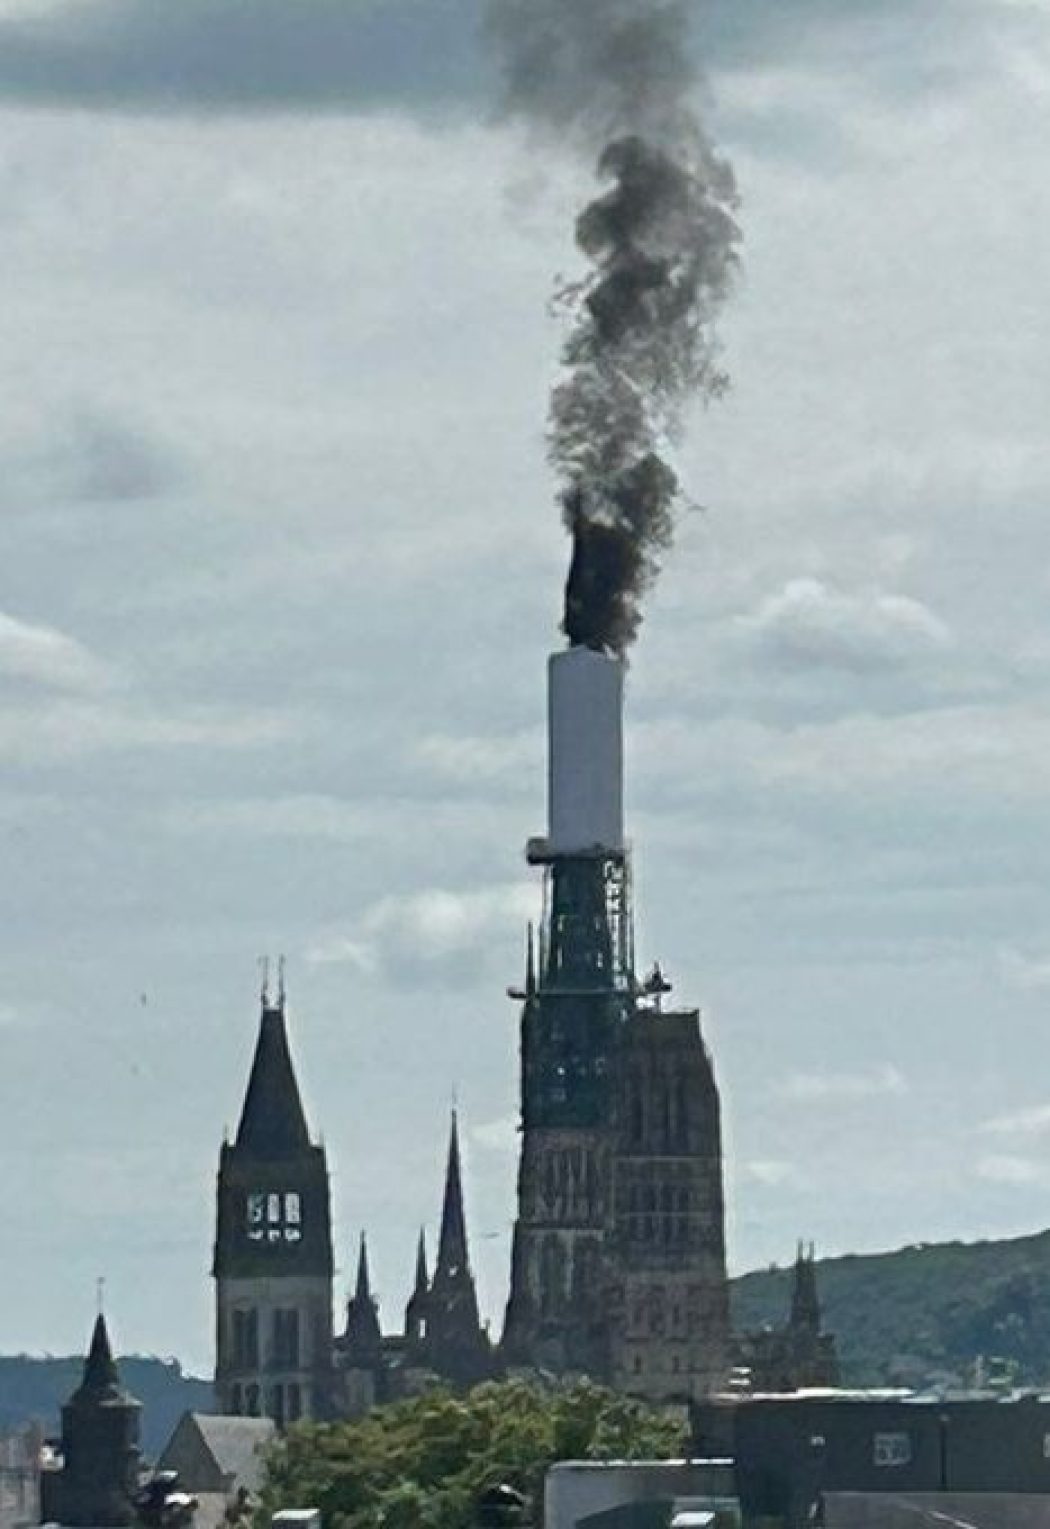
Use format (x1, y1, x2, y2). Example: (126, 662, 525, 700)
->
(487, 0, 740, 653)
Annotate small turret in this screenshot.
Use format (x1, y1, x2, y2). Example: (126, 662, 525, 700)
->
(343, 1234, 383, 1363)
(405, 1229, 430, 1345)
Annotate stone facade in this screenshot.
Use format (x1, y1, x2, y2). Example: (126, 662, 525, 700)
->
(213, 994, 334, 1425)
(41, 1316, 141, 1528)
(502, 855, 732, 1402)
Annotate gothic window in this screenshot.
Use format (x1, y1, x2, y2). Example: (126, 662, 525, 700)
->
(540, 1236, 566, 1317)
(272, 1308, 300, 1368)
(247, 1190, 303, 1244)
(630, 1087, 643, 1146)
(232, 1308, 259, 1369)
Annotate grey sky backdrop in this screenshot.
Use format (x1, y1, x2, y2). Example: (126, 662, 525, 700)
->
(1, 0, 1049, 1373)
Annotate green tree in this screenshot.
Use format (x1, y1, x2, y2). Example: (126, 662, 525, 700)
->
(259, 1379, 686, 1529)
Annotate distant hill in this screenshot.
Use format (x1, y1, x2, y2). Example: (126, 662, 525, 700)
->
(731, 1227, 1050, 1388)
(0, 1356, 212, 1457)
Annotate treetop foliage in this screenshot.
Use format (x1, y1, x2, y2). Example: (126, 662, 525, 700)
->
(259, 1379, 687, 1529)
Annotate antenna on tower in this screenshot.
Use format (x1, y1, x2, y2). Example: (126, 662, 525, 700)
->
(278, 954, 286, 1009)
(259, 956, 271, 1008)
(96, 1276, 106, 1317)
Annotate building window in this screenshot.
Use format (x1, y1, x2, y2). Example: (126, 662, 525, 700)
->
(287, 1383, 302, 1423)
(232, 1308, 259, 1369)
(269, 1385, 285, 1429)
(273, 1308, 300, 1368)
(247, 1190, 303, 1244)
(245, 1383, 260, 1417)
(873, 1433, 912, 1468)
(633, 1355, 642, 1374)
(230, 1383, 243, 1415)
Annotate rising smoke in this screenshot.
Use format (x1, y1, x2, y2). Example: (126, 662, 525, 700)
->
(487, 0, 740, 653)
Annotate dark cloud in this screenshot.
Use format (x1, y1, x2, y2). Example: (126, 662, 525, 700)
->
(0, 0, 973, 115)
(0, 0, 486, 113)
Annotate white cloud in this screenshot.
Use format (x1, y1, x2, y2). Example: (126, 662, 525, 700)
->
(307, 883, 540, 985)
(998, 946, 1050, 991)
(739, 578, 952, 673)
(0, 610, 112, 692)
(977, 1154, 1049, 1185)
(980, 1103, 1050, 1137)
(778, 1065, 908, 1102)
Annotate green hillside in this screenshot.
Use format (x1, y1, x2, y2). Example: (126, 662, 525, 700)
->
(731, 1227, 1050, 1388)
(0, 1355, 212, 1457)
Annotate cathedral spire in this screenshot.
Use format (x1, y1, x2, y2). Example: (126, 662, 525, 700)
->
(235, 987, 311, 1157)
(404, 1228, 430, 1344)
(789, 1240, 821, 1335)
(436, 1110, 469, 1279)
(343, 1233, 382, 1361)
(413, 1227, 429, 1295)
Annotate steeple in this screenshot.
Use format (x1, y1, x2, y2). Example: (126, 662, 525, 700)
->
(789, 1240, 821, 1335)
(425, 1111, 491, 1385)
(405, 1228, 430, 1344)
(436, 1110, 469, 1279)
(75, 1314, 124, 1403)
(343, 1234, 382, 1362)
(43, 1314, 141, 1527)
(213, 973, 334, 1425)
(235, 992, 311, 1157)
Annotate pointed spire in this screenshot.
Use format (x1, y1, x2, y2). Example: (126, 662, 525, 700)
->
(235, 989, 311, 1157)
(83, 1314, 119, 1393)
(71, 1313, 136, 1409)
(789, 1239, 821, 1334)
(344, 1233, 382, 1359)
(413, 1227, 429, 1296)
(436, 1110, 469, 1278)
(355, 1232, 374, 1304)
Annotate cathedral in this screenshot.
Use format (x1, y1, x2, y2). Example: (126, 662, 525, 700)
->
(501, 647, 731, 1401)
(212, 978, 495, 1422)
(211, 646, 837, 1424)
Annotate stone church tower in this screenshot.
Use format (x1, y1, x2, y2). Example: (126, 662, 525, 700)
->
(213, 978, 334, 1424)
(41, 1314, 141, 1527)
(502, 647, 730, 1400)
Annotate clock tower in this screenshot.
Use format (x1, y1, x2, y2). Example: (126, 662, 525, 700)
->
(213, 974, 334, 1424)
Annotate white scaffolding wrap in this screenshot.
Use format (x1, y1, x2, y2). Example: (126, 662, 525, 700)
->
(547, 646, 625, 855)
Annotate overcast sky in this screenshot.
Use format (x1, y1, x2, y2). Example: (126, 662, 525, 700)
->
(2, 0, 1050, 1376)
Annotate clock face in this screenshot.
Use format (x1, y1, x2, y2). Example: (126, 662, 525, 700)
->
(246, 1190, 303, 1243)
